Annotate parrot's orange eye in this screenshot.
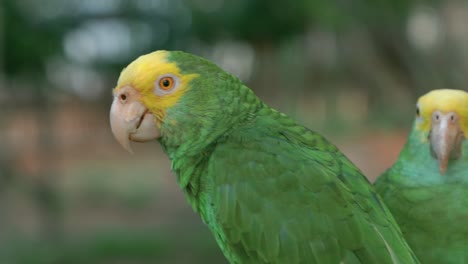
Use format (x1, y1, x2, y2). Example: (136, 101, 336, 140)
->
(159, 77, 174, 90)
(154, 74, 179, 96)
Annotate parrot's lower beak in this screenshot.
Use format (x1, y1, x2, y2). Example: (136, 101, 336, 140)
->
(429, 111, 464, 175)
(110, 86, 161, 153)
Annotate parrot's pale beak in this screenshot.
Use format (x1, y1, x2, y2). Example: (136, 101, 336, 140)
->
(429, 111, 464, 175)
(110, 86, 161, 153)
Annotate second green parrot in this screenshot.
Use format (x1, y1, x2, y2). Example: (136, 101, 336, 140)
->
(109, 50, 418, 264)
(375, 89, 468, 263)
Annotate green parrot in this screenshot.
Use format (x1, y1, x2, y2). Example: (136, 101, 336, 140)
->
(375, 89, 468, 263)
(109, 50, 418, 264)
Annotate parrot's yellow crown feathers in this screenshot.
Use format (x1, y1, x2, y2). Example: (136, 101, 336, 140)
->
(417, 89, 468, 134)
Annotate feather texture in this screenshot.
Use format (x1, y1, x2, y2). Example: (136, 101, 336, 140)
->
(117, 50, 419, 264)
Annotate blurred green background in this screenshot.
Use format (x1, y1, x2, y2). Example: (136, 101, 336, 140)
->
(0, 0, 467, 263)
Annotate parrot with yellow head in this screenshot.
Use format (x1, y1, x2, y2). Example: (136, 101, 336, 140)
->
(375, 89, 468, 263)
(110, 50, 419, 264)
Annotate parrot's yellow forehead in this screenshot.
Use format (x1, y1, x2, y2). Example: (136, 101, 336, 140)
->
(114, 50, 198, 121)
(416, 89, 468, 134)
(117, 51, 172, 89)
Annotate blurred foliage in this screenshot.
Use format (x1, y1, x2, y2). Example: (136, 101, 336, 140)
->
(2, 228, 226, 264)
(2, 0, 461, 108)
(190, 0, 311, 42)
(3, 1, 61, 75)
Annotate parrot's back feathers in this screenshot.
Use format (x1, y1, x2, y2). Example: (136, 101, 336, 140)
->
(187, 107, 418, 263)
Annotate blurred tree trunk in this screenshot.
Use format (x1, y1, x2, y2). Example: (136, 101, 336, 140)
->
(32, 84, 63, 242)
(0, 156, 13, 247)
(0, 0, 9, 245)
(250, 41, 278, 100)
(371, 27, 422, 100)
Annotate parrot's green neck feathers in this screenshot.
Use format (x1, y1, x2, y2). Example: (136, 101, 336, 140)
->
(157, 57, 264, 199)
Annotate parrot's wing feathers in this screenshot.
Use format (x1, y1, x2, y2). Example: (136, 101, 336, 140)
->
(205, 122, 417, 264)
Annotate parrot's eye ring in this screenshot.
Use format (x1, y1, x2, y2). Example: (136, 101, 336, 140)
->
(159, 77, 174, 90)
(154, 74, 180, 96)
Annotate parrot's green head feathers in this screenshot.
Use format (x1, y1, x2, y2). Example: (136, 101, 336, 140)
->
(408, 89, 468, 175)
(110, 50, 260, 154)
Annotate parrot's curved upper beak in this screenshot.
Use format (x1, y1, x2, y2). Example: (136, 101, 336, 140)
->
(110, 86, 161, 153)
(429, 111, 464, 175)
